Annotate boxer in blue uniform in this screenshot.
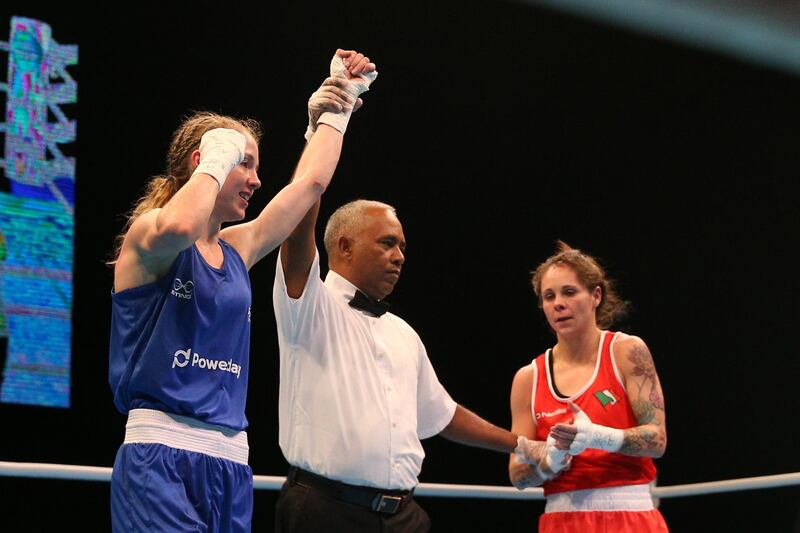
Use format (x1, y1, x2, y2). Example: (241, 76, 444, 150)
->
(108, 49, 378, 532)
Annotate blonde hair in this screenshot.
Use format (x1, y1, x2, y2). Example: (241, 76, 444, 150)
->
(109, 111, 262, 263)
(531, 240, 629, 329)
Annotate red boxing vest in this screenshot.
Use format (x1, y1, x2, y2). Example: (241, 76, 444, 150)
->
(532, 331, 657, 496)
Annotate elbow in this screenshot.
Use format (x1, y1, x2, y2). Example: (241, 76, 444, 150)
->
(296, 163, 335, 197)
(306, 172, 330, 196)
(311, 177, 328, 196)
(656, 434, 668, 458)
(292, 172, 329, 199)
(438, 423, 455, 443)
(652, 431, 667, 458)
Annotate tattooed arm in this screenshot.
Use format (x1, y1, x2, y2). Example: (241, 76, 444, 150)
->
(613, 334, 667, 458)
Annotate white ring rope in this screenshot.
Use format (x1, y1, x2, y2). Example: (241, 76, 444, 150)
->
(2, 461, 799, 499)
(649, 472, 800, 498)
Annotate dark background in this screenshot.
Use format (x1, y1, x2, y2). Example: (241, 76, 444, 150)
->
(2, 1, 799, 531)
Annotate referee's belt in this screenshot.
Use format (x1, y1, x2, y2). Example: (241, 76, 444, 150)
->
(286, 466, 414, 514)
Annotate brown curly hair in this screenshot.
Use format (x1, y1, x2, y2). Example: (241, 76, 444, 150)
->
(530, 240, 629, 329)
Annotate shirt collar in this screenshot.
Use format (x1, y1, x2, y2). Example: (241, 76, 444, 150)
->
(324, 268, 366, 307)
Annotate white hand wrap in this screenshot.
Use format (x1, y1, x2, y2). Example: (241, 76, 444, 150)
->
(514, 435, 545, 465)
(304, 83, 334, 141)
(536, 435, 571, 480)
(305, 54, 378, 140)
(515, 435, 570, 481)
(191, 128, 246, 189)
(568, 404, 624, 455)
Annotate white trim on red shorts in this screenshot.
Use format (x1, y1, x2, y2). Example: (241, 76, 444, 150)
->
(545, 483, 655, 512)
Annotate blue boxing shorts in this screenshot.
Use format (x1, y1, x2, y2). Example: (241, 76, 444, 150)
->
(111, 409, 253, 532)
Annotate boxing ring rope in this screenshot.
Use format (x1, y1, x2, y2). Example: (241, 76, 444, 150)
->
(2, 461, 799, 499)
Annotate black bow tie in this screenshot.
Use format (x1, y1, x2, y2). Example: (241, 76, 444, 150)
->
(349, 290, 390, 317)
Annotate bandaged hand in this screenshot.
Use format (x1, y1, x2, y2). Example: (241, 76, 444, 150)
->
(514, 435, 571, 481)
(191, 128, 246, 189)
(514, 435, 545, 465)
(306, 49, 378, 140)
(304, 77, 358, 141)
(540, 434, 571, 478)
(567, 401, 624, 455)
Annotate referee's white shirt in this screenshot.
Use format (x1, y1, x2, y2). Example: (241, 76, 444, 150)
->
(273, 250, 457, 490)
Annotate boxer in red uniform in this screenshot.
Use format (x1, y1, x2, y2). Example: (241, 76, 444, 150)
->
(509, 241, 668, 532)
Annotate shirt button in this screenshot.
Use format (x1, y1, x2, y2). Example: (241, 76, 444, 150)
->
(392, 423, 397, 428)
(386, 386, 391, 391)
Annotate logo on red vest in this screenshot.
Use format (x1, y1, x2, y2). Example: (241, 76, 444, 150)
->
(594, 389, 617, 408)
(535, 407, 567, 420)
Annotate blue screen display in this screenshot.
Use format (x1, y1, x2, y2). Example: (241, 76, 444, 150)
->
(0, 16, 77, 407)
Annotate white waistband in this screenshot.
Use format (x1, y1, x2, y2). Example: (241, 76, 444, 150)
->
(124, 408, 249, 465)
(545, 483, 655, 512)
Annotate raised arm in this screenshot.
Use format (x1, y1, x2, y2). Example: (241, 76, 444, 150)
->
(115, 129, 245, 291)
(222, 49, 377, 276)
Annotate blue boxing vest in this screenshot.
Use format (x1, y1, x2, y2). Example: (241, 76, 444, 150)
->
(109, 239, 251, 431)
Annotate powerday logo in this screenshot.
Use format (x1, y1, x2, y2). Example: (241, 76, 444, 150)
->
(171, 348, 241, 379)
